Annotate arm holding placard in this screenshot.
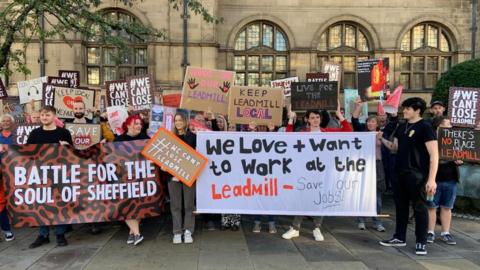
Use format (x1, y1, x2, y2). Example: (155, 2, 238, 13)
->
(425, 140, 439, 195)
(381, 137, 398, 152)
(351, 97, 367, 131)
(286, 110, 297, 132)
(322, 101, 352, 132)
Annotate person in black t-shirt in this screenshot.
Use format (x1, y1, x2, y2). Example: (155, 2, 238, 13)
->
(379, 97, 439, 256)
(27, 106, 73, 249)
(426, 116, 462, 245)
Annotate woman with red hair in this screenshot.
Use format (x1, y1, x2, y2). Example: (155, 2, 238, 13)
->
(114, 115, 150, 245)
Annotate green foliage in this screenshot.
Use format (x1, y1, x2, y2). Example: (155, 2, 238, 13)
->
(0, 0, 222, 76)
(433, 59, 480, 105)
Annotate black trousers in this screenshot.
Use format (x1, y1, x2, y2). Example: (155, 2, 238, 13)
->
(392, 170, 428, 244)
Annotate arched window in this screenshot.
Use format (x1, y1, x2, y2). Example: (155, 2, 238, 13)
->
(85, 10, 148, 85)
(317, 22, 373, 89)
(233, 21, 289, 86)
(399, 22, 453, 90)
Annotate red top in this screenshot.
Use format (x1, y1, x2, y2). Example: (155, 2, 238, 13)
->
(286, 119, 353, 132)
(0, 178, 5, 212)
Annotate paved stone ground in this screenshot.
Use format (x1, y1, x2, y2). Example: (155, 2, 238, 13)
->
(1, 198, 479, 270)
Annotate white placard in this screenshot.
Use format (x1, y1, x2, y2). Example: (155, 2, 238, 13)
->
(196, 132, 377, 216)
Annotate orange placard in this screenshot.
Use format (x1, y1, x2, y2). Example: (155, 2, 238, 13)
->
(141, 128, 208, 187)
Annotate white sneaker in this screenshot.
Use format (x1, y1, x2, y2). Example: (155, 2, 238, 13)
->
(358, 222, 366, 230)
(282, 227, 299, 240)
(313, 228, 324, 241)
(173, 234, 182, 244)
(184, 230, 193, 244)
(252, 221, 261, 233)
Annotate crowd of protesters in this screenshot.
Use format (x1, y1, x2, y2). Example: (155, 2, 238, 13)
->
(0, 95, 477, 256)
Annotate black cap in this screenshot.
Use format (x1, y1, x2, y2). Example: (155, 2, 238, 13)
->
(430, 100, 444, 108)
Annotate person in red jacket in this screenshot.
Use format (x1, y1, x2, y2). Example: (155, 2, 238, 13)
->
(282, 104, 352, 241)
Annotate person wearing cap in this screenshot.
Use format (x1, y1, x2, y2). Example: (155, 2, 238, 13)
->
(430, 101, 445, 117)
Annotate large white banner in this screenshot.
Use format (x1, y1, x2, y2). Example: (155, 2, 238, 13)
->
(196, 132, 377, 216)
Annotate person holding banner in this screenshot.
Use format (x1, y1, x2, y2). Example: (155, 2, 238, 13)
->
(379, 98, 438, 256)
(27, 106, 73, 248)
(168, 113, 197, 244)
(426, 116, 462, 245)
(282, 105, 352, 241)
(351, 99, 386, 232)
(114, 115, 150, 246)
(0, 114, 14, 145)
(0, 114, 15, 242)
(220, 121, 242, 231)
(252, 122, 278, 234)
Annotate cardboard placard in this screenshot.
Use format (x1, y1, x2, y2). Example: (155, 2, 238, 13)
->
(127, 75, 154, 114)
(2, 140, 164, 227)
(306, 73, 329, 83)
(439, 127, 480, 163)
(228, 86, 284, 126)
(322, 62, 341, 82)
(48, 76, 71, 87)
(357, 58, 389, 101)
(142, 128, 208, 187)
(270, 77, 299, 97)
(344, 89, 368, 123)
(17, 77, 48, 104)
(162, 93, 182, 107)
(290, 82, 338, 111)
(53, 87, 95, 119)
(65, 123, 102, 150)
(13, 124, 41, 145)
(447, 87, 480, 128)
(106, 80, 129, 108)
(0, 97, 26, 123)
(42, 83, 56, 106)
(180, 67, 235, 115)
(107, 106, 129, 136)
(0, 78, 7, 99)
(59, 70, 80, 88)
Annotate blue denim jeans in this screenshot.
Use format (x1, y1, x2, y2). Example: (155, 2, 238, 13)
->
(0, 209, 12, 233)
(254, 215, 275, 223)
(357, 191, 383, 226)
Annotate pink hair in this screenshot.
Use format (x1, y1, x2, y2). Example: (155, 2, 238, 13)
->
(121, 115, 144, 135)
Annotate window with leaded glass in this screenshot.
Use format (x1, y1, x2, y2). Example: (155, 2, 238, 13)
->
(233, 21, 289, 86)
(317, 22, 373, 89)
(399, 22, 453, 90)
(85, 10, 148, 85)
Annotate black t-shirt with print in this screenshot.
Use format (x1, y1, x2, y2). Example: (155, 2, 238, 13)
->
(394, 119, 437, 177)
(27, 127, 73, 145)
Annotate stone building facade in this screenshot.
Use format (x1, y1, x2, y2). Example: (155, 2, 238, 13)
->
(2, 0, 477, 104)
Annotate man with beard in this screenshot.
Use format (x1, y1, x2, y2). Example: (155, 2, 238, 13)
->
(65, 99, 92, 123)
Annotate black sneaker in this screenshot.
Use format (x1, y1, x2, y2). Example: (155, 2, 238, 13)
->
(441, 234, 456, 245)
(415, 243, 427, 255)
(56, 234, 68, 247)
(29, 235, 50, 249)
(133, 234, 144, 246)
(379, 237, 406, 247)
(427, 232, 435, 243)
